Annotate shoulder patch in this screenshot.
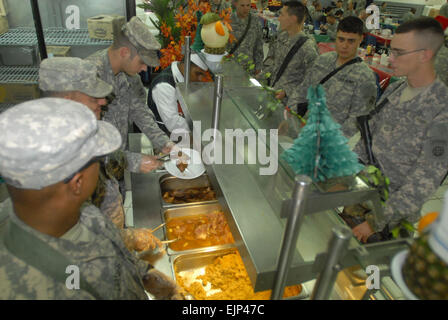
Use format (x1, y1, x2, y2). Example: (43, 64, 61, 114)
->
(424, 123, 448, 161)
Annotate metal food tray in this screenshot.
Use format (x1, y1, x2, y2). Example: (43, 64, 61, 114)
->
(171, 248, 308, 300)
(159, 174, 217, 208)
(162, 202, 235, 255)
(171, 247, 238, 299)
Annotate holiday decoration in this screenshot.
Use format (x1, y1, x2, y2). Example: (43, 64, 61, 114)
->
(281, 85, 364, 182)
(200, 12, 230, 54)
(138, 0, 233, 70)
(191, 11, 205, 52)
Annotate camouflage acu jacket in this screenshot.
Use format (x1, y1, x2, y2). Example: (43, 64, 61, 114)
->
(435, 45, 448, 87)
(288, 51, 377, 138)
(227, 12, 264, 72)
(355, 78, 448, 232)
(210, 0, 231, 13)
(263, 31, 318, 106)
(86, 49, 170, 172)
(0, 204, 150, 299)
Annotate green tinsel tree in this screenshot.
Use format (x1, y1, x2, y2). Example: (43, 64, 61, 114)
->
(281, 85, 364, 182)
(191, 11, 204, 52)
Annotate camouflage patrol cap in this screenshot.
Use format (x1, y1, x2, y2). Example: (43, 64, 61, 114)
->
(0, 98, 122, 190)
(39, 57, 113, 98)
(122, 16, 161, 67)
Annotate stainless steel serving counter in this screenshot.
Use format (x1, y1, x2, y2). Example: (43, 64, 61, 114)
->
(174, 81, 363, 291)
(129, 134, 173, 279)
(128, 59, 410, 299)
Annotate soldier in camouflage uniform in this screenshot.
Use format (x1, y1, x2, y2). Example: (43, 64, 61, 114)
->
(320, 10, 338, 40)
(262, 1, 318, 106)
(86, 17, 175, 177)
(38, 57, 163, 254)
(209, 0, 231, 13)
(308, 1, 324, 24)
(342, 0, 357, 18)
(0, 98, 184, 299)
(435, 44, 448, 87)
(401, 8, 416, 24)
(227, 0, 264, 74)
(353, 18, 448, 242)
(441, 0, 448, 19)
(289, 16, 377, 138)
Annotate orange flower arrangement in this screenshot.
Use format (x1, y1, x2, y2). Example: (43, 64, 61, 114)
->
(155, 0, 234, 71)
(219, 7, 235, 43)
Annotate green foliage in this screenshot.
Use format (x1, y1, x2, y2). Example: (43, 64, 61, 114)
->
(391, 220, 416, 239)
(200, 12, 221, 25)
(191, 11, 205, 51)
(359, 165, 390, 204)
(226, 53, 283, 117)
(137, 0, 186, 47)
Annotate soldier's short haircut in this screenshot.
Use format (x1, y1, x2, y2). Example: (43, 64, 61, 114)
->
(41, 90, 77, 98)
(112, 30, 138, 59)
(396, 17, 444, 56)
(334, 9, 343, 17)
(284, 1, 307, 24)
(337, 16, 364, 35)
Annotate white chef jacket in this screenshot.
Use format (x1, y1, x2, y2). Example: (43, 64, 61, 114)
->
(151, 62, 190, 134)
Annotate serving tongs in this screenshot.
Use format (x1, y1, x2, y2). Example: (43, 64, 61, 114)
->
(136, 239, 179, 259)
(161, 238, 179, 244)
(150, 222, 165, 233)
(156, 151, 191, 163)
(156, 154, 171, 162)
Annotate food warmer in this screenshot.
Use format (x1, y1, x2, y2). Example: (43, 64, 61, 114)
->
(129, 58, 411, 300)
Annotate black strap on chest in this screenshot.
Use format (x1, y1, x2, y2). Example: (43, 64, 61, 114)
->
(272, 36, 308, 87)
(368, 96, 389, 119)
(296, 56, 363, 116)
(356, 97, 390, 166)
(3, 219, 102, 299)
(319, 56, 363, 85)
(229, 14, 252, 55)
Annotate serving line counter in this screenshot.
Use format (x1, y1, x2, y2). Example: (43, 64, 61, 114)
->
(130, 60, 410, 300)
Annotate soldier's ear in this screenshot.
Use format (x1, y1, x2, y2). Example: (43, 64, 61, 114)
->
(119, 47, 131, 59)
(66, 172, 84, 196)
(420, 48, 435, 63)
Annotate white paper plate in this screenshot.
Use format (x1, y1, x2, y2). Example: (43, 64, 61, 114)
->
(164, 148, 205, 180)
(390, 250, 419, 300)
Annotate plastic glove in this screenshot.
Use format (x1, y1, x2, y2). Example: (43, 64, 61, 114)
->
(140, 155, 162, 173)
(143, 268, 186, 300)
(134, 228, 163, 252)
(162, 141, 176, 155)
(122, 228, 163, 252)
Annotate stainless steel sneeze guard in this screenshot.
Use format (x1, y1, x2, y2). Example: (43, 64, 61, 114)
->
(130, 59, 410, 298)
(174, 81, 338, 291)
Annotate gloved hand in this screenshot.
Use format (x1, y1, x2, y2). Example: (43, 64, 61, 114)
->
(139, 155, 162, 173)
(122, 228, 163, 252)
(162, 141, 176, 155)
(143, 268, 187, 300)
